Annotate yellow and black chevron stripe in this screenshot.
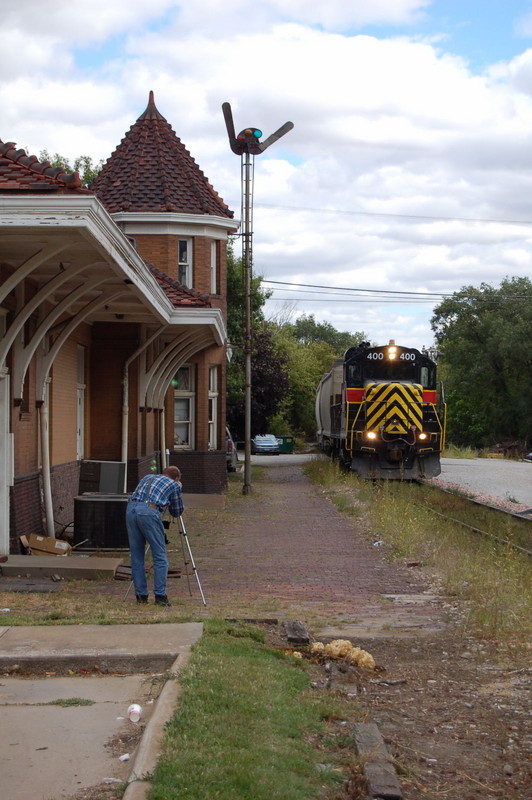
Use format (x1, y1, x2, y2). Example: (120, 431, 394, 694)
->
(364, 382, 423, 434)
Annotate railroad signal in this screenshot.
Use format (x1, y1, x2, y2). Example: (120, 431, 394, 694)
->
(222, 102, 294, 495)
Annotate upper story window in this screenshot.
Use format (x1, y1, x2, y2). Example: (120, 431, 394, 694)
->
(178, 238, 193, 287)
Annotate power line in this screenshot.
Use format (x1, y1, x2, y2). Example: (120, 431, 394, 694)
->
(262, 279, 453, 297)
(252, 201, 532, 228)
(269, 297, 437, 304)
(262, 279, 532, 301)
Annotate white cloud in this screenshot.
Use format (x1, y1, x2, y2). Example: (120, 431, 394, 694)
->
(2, 2, 532, 349)
(3, 1, 178, 43)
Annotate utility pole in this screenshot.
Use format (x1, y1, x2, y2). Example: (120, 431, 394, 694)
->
(222, 103, 293, 494)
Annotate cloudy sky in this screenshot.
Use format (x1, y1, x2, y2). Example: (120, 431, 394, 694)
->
(3, 0, 532, 349)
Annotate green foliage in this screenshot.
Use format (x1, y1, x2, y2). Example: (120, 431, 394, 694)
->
(271, 319, 366, 438)
(38, 149, 104, 186)
(290, 314, 365, 353)
(226, 248, 286, 437)
(48, 697, 95, 707)
(226, 251, 367, 440)
(226, 244, 272, 352)
(431, 277, 532, 448)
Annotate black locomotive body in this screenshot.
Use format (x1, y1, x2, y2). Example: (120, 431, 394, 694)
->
(316, 341, 446, 479)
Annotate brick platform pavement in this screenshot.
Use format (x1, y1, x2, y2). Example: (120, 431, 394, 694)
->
(183, 465, 446, 637)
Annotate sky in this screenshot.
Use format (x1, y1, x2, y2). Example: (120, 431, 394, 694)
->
(2, 0, 532, 350)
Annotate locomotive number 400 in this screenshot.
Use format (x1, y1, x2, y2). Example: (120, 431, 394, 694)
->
(366, 352, 416, 360)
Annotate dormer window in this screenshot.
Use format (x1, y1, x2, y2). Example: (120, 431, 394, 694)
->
(178, 238, 193, 287)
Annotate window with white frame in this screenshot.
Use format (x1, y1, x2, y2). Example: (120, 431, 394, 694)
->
(208, 366, 218, 450)
(210, 240, 218, 294)
(173, 365, 195, 448)
(178, 238, 193, 287)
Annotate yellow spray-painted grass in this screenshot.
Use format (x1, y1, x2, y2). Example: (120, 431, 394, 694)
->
(304, 460, 532, 649)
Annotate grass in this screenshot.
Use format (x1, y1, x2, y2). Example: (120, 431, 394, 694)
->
(303, 459, 532, 647)
(149, 619, 347, 800)
(48, 697, 95, 707)
(442, 444, 479, 458)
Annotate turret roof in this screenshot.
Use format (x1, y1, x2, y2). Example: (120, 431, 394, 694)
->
(92, 92, 233, 217)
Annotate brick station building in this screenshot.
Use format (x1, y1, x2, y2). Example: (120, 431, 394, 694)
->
(0, 92, 238, 554)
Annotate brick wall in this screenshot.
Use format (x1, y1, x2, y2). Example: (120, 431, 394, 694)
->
(11, 360, 39, 475)
(51, 460, 81, 532)
(50, 340, 78, 464)
(135, 234, 179, 282)
(169, 451, 227, 494)
(90, 322, 140, 459)
(126, 453, 161, 493)
(10, 471, 43, 551)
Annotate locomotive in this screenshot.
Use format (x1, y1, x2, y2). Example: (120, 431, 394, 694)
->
(316, 340, 446, 479)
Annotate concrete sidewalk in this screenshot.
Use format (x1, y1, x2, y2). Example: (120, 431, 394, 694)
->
(0, 622, 203, 800)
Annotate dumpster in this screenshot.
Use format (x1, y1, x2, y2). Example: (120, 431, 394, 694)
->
(277, 435, 295, 454)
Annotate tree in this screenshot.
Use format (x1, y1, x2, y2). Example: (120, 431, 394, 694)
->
(270, 319, 367, 438)
(290, 313, 365, 353)
(431, 277, 532, 448)
(38, 150, 104, 186)
(226, 248, 289, 438)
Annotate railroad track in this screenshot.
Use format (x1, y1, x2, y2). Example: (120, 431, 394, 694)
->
(404, 480, 532, 557)
(416, 488, 532, 556)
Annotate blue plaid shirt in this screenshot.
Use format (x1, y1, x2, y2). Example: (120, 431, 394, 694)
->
(129, 473, 184, 518)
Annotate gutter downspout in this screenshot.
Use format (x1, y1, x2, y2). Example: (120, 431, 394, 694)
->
(160, 408, 167, 470)
(121, 358, 135, 493)
(39, 379, 55, 537)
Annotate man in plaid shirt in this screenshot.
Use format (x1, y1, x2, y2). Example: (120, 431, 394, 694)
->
(126, 465, 184, 606)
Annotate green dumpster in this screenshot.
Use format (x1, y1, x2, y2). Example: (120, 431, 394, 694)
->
(277, 435, 295, 454)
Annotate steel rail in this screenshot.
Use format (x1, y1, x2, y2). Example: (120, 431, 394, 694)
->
(411, 491, 532, 557)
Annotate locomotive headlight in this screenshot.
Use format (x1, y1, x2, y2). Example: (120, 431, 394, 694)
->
(367, 431, 377, 439)
(418, 432, 427, 440)
(388, 345, 397, 359)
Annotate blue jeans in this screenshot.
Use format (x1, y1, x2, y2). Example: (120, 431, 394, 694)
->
(126, 501, 168, 597)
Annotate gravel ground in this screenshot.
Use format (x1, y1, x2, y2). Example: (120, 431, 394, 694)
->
(434, 458, 532, 512)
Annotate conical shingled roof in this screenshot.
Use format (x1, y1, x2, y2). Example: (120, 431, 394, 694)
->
(92, 92, 233, 217)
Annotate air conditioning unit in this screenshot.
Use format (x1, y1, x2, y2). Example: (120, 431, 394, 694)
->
(79, 460, 126, 494)
(74, 494, 129, 550)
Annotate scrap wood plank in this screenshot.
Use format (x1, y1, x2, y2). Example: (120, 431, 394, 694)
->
(353, 722, 403, 799)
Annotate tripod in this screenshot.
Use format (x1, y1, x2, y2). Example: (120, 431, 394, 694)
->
(176, 515, 207, 606)
(124, 515, 206, 606)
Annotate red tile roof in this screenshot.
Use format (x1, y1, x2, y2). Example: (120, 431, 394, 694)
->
(147, 263, 211, 307)
(0, 140, 90, 193)
(92, 92, 233, 218)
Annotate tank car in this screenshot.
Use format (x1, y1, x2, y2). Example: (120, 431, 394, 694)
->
(316, 340, 446, 479)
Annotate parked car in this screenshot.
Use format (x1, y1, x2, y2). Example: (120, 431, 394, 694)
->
(251, 434, 281, 455)
(226, 427, 238, 472)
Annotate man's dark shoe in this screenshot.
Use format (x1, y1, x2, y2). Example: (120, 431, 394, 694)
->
(154, 594, 171, 606)
(136, 594, 148, 604)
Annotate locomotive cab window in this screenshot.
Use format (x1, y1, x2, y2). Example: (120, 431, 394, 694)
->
(346, 363, 363, 386)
